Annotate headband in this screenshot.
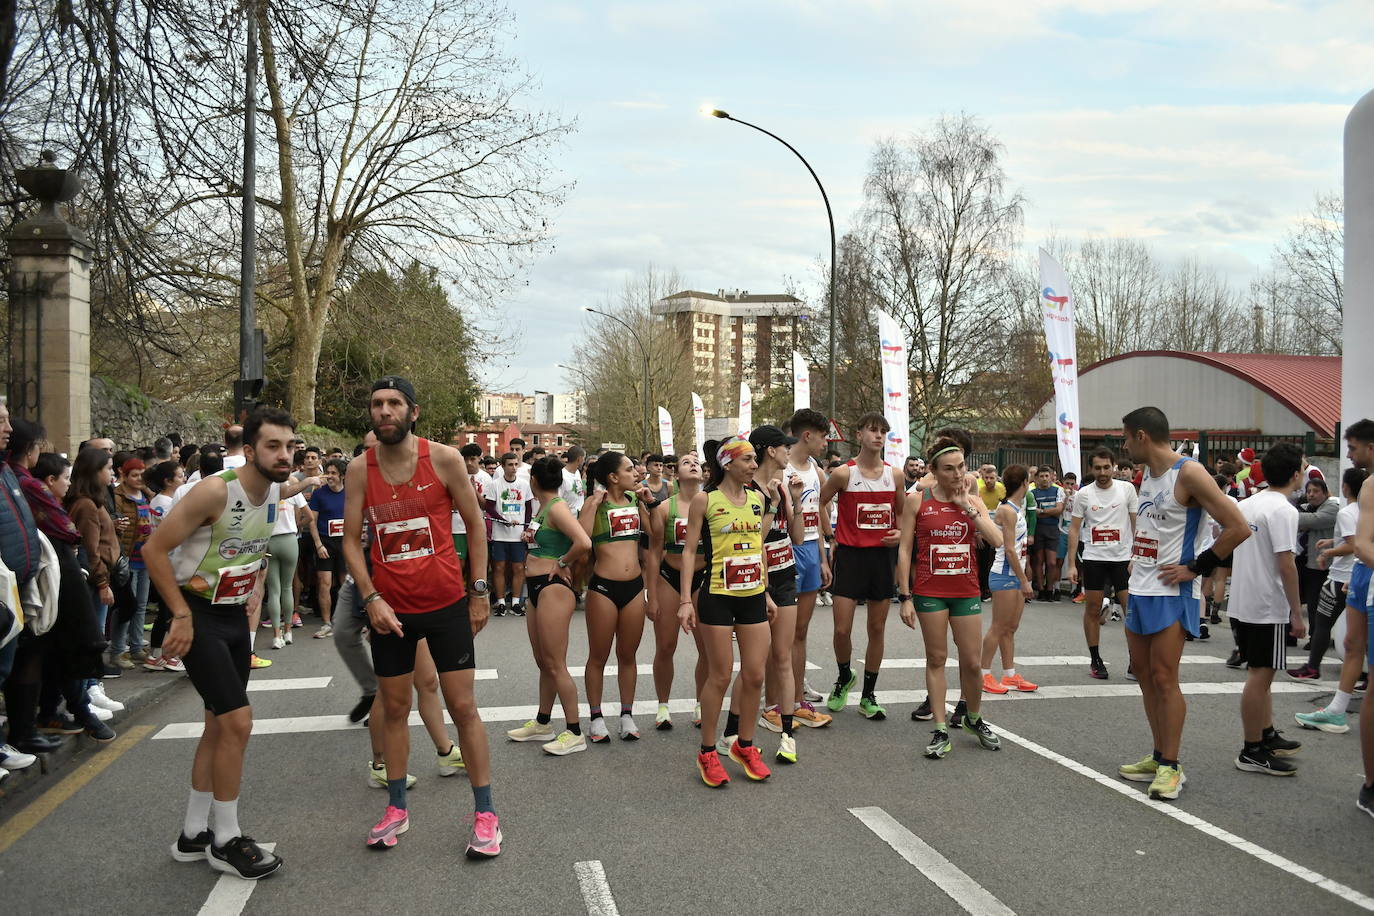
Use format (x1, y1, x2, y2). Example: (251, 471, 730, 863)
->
(930, 445, 962, 462)
(717, 437, 755, 468)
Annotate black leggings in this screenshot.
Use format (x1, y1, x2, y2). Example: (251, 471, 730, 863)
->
(182, 599, 252, 715)
(588, 574, 645, 611)
(1306, 580, 1348, 668)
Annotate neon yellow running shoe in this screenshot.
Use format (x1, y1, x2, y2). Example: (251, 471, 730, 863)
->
(775, 733, 797, 764)
(1148, 764, 1184, 800)
(506, 720, 554, 742)
(367, 761, 416, 789)
(437, 743, 465, 776)
(1118, 754, 1158, 782)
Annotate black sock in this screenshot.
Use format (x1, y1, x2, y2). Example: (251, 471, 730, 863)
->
(701, 744, 715, 754)
(536, 711, 551, 725)
(1089, 645, 1101, 662)
(781, 714, 794, 736)
(1152, 749, 1162, 763)
(590, 707, 603, 720)
(837, 660, 852, 684)
(1159, 757, 1179, 768)
(621, 704, 633, 716)
(862, 669, 879, 699)
(736, 737, 752, 749)
(1243, 740, 1264, 754)
(724, 711, 740, 737)
(1261, 725, 1277, 740)
(568, 721, 581, 736)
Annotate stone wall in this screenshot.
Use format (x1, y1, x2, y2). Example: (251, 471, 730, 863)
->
(88, 375, 224, 449)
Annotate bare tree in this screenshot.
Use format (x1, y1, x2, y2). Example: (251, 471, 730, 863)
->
(1271, 192, 1342, 354)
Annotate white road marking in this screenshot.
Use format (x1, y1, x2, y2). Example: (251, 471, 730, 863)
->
(850, 807, 1015, 915)
(990, 723, 1374, 912)
(573, 859, 621, 916)
(872, 655, 1228, 669)
(246, 677, 332, 692)
(196, 842, 275, 916)
(150, 681, 1324, 740)
(567, 661, 819, 677)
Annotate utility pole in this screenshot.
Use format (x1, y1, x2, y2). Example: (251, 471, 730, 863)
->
(235, 6, 264, 419)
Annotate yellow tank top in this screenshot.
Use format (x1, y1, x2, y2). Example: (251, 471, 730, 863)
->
(704, 488, 766, 596)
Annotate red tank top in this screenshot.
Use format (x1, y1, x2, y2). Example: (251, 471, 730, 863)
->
(912, 488, 980, 599)
(364, 438, 466, 613)
(835, 460, 900, 548)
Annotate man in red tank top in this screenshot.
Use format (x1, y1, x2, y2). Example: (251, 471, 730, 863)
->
(342, 377, 501, 858)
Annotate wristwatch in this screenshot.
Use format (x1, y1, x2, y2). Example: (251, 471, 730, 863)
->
(897, 593, 912, 603)
(557, 556, 569, 568)
(470, 578, 490, 596)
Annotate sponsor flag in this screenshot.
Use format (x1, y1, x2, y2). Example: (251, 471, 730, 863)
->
(657, 406, 674, 455)
(876, 309, 910, 467)
(1039, 248, 1081, 476)
(793, 351, 809, 411)
(691, 392, 705, 455)
(738, 382, 753, 438)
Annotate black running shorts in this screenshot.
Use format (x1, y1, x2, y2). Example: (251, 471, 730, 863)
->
(1232, 619, 1287, 670)
(698, 590, 767, 627)
(1081, 559, 1130, 593)
(830, 544, 896, 602)
(182, 594, 252, 716)
(369, 598, 476, 678)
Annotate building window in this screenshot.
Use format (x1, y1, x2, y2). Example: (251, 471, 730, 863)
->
(556, 435, 564, 446)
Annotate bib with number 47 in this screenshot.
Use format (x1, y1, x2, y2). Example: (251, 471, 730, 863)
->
(930, 543, 971, 576)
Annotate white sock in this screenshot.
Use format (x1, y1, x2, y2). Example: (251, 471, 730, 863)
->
(183, 789, 213, 837)
(1329, 690, 1353, 715)
(1005, 668, 1016, 678)
(211, 798, 241, 847)
(149, 648, 163, 660)
(982, 668, 992, 678)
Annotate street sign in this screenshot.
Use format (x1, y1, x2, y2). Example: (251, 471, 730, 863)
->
(826, 418, 845, 442)
(600, 442, 626, 451)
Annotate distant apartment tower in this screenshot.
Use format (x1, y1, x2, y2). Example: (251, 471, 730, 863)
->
(652, 289, 807, 415)
(477, 391, 523, 424)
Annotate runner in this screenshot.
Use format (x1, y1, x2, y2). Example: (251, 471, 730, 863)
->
(484, 452, 533, 617)
(1292, 468, 1364, 706)
(976, 464, 1006, 601)
(897, 436, 1004, 758)
(1117, 406, 1249, 801)
(453, 444, 485, 575)
(1229, 442, 1306, 776)
(782, 409, 834, 725)
(1029, 467, 1066, 601)
(643, 454, 671, 503)
(1338, 420, 1374, 818)
(342, 376, 500, 857)
(647, 453, 707, 731)
(818, 413, 902, 720)
(507, 456, 592, 756)
(579, 451, 652, 742)
(144, 407, 292, 879)
(678, 437, 773, 786)
(307, 458, 349, 638)
(979, 464, 1036, 695)
(1066, 448, 1139, 679)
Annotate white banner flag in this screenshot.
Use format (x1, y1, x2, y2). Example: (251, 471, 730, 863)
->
(738, 382, 753, 438)
(793, 351, 809, 412)
(876, 310, 910, 467)
(691, 392, 705, 455)
(657, 406, 674, 455)
(1039, 248, 1081, 477)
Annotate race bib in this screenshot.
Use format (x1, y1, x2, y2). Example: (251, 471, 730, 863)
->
(930, 543, 971, 576)
(1091, 527, 1121, 544)
(724, 554, 764, 591)
(327, 518, 344, 538)
(377, 517, 435, 563)
(211, 560, 262, 605)
(1132, 533, 1159, 564)
(673, 516, 688, 547)
(802, 510, 820, 537)
(608, 505, 640, 537)
(856, 502, 893, 530)
(765, 540, 795, 572)
(527, 521, 541, 537)
(501, 501, 522, 521)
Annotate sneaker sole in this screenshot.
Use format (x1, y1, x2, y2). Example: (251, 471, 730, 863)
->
(728, 750, 771, 781)
(924, 745, 951, 759)
(367, 819, 410, 849)
(437, 765, 465, 776)
(860, 709, 887, 720)
(209, 853, 285, 877)
(169, 843, 208, 863)
(620, 732, 640, 741)
(982, 687, 1010, 695)
(1148, 784, 1183, 800)
(543, 742, 587, 756)
(465, 830, 503, 859)
(696, 760, 729, 787)
(1294, 714, 1349, 734)
(1089, 670, 1110, 680)
(589, 735, 610, 743)
(1006, 685, 1038, 692)
(910, 710, 933, 722)
(1118, 771, 1157, 782)
(758, 718, 783, 734)
(1266, 746, 1302, 758)
(507, 732, 556, 743)
(1235, 758, 1297, 776)
(1358, 799, 1374, 819)
(775, 754, 797, 764)
(655, 720, 673, 731)
(1284, 673, 1319, 682)
(794, 718, 832, 728)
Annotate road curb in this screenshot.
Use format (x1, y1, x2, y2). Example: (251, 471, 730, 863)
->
(0, 671, 188, 812)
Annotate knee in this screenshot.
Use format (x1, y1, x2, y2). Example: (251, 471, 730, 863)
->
(414, 672, 440, 696)
(925, 649, 948, 669)
(614, 642, 638, 663)
(218, 710, 252, 744)
(958, 653, 981, 673)
(448, 694, 478, 723)
(705, 670, 731, 693)
(738, 666, 765, 692)
(866, 618, 885, 637)
(381, 692, 410, 721)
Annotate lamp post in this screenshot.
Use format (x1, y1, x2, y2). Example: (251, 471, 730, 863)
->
(583, 307, 651, 453)
(702, 106, 837, 426)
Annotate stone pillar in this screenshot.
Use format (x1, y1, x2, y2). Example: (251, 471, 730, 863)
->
(6, 152, 92, 457)
(1344, 90, 1374, 468)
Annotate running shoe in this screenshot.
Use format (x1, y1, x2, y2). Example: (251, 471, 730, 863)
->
(924, 727, 952, 759)
(367, 806, 410, 849)
(1001, 673, 1038, 692)
(271, 635, 286, 650)
(542, 730, 586, 756)
(692, 703, 702, 728)
(655, 704, 672, 730)
(90, 704, 114, 722)
(112, 651, 135, 670)
(170, 829, 212, 863)
(38, 714, 82, 735)
(1109, 609, 1122, 622)
(1356, 673, 1368, 694)
(982, 673, 1010, 695)
(949, 698, 968, 730)
(101, 661, 122, 679)
(697, 749, 730, 787)
(163, 656, 186, 673)
(1262, 729, 1302, 757)
(437, 743, 465, 776)
(313, 624, 333, 639)
(1359, 783, 1374, 819)
(283, 630, 293, 646)
(493, 602, 507, 618)
(1284, 664, 1320, 681)
(588, 717, 610, 743)
(1225, 649, 1245, 669)
(619, 713, 640, 740)
(858, 696, 887, 720)
(793, 701, 833, 728)
(1098, 602, 1111, 624)
(715, 734, 736, 757)
(465, 811, 502, 858)
(1148, 764, 1184, 800)
(1197, 624, 1210, 641)
(826, 670, 857, 712)
(1118, 754, 1158, 782)
(1089, 658, 1109, 680)
(728, 741, 771, 781)
(0, 743, 37, 770)
(291, 613, 303, 628)
(1235, 748, 1297, 776)
(803, 680, 824, 703)
(250, 654, 272, 669)
(509, 602, 525, 618)
(759, 706, 784, 733)
(506, 720, 555, 742)
(961, 713, 1001, 750)
(142, 655, 168, 672)
(210, 836, 283, 878)
(775, 734, 797, 765)
(1295, 707, 1350, 733)
(367, 761, 416, 789)
(1125, 665, 1137, 682)
(911, 697, 933, 722)
(1073, 592, 1086, 604)
(349, 694, 375, 723)
(88, 683, 124, 712)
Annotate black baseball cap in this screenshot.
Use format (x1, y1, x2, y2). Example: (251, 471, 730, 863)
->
(371, 375, 417, 405)
(749, 425, 798, 450)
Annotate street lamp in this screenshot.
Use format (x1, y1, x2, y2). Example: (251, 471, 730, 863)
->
(701, 106, 837, 426)
(583, 307, 651, 454)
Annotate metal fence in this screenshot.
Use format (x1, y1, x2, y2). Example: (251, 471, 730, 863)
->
(973, 430, 1332, 475)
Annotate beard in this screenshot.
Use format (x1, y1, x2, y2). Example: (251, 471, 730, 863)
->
(254, 456, 292, 483)
(374, 422, 408, 445)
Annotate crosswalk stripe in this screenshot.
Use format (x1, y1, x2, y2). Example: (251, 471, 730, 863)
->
(870, 655, 1228, 669)
(567, 661, 820, 677)
(247, 677, 333, 692)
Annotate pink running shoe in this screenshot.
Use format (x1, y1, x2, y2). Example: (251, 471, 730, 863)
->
(367, 805, 409, 849)
(464, 811, 502, 859)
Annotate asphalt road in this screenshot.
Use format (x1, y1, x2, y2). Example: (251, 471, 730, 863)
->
(2, 596, 1371, 915)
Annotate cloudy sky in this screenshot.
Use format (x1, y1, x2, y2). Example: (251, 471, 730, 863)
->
(492, 0, 1370, 396)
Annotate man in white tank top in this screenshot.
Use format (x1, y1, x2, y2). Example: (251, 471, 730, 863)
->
(1118, 407, 1249, 802)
